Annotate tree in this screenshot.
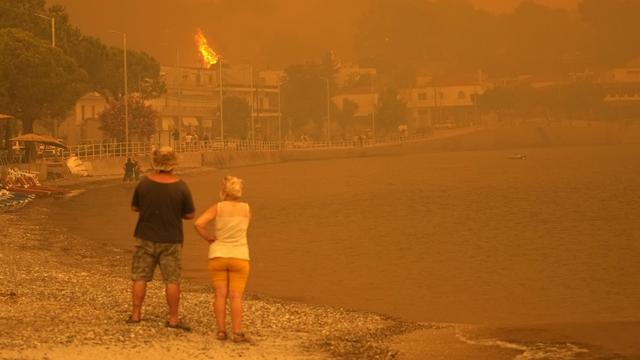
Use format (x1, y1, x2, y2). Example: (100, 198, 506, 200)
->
(0, 0, 165, 100)
(375, 88, 406, 134)
(0, 28, 87, 134)
(222, 96, 251, 139)
(336, 98, 359, 137)
(578, 0, 640, 67)
(99, 95, 158, 142)
(281, 62, 328, 135)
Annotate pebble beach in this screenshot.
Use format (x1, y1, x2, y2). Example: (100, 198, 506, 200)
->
(0, 200, 434, 360)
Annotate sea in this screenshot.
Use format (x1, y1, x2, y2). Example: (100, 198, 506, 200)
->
(41, 144, 640, 359)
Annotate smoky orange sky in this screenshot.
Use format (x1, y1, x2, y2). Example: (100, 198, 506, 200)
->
(52, 0, 578, 68)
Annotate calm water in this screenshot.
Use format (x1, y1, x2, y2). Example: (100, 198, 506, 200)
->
(46, 145, 640, 329)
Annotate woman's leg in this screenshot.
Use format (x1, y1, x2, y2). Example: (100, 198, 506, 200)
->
(208, 258, 229, 333)
(229, 290, 243, 334)
(227, 259, 250, 335)
(214, 284, 228, 332)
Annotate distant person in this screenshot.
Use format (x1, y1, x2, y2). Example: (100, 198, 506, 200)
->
(133, 159, 141, 181)
(123, 158, 135, 182)
(194, 176, 251, 342)
(202, 133, 210, 147)
(128, 146, 195, 331)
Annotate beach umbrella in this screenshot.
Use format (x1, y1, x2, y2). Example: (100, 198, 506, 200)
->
(10, 133, 68, 149)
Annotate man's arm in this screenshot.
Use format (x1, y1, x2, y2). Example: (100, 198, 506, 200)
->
(182, 212, 195, 220)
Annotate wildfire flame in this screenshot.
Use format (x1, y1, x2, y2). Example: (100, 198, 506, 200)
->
(194, 29, 219, 67)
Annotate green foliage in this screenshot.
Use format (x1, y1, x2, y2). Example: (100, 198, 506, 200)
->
(281, 62, 330, 134)
(0, 28, 87, 132)
(375, 88, 406, 133)
(222, 96, 251, 139)
(99, 95, 158, 142)
(336, 98, 359, 136)
(0, 0, 165, 99)
(578, 0, 640, 67)
(478, 82, 605, 121)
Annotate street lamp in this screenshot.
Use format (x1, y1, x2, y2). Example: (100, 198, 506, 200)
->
(370, 75, 376, 142)
(35, 13, 57, 137)
(218, 59, 224, 142)
(110, 30, 128, 155)
(277, 79, 287, 147)
(321, 78, 331, 144)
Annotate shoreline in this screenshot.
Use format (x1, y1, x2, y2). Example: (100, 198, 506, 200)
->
(2, 194, 519, 359)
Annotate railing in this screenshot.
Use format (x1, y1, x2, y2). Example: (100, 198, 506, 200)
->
(7, 127, 470, 163)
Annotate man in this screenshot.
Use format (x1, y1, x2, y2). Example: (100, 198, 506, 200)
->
(123, 158, 135, 182)
(128, 146, 195, 331)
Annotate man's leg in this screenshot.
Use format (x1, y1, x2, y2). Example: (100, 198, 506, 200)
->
(165, 282, 180, 325)
(159, 243, 183, 326)
(131, 240, 156, 322)
(131, 281, 147, 321)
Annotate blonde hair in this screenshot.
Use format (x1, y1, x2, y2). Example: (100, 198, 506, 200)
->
(220, 175, 243, 200)
(151, 146, 178, 172)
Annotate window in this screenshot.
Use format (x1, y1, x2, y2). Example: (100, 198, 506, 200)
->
(418, 92, 427, 101)
(458, 91, 466, 100)
(81, 105, 85, 120)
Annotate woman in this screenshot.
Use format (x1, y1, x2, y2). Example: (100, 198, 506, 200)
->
(194, 175, 251, 342)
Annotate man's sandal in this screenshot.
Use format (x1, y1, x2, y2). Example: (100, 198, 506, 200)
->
(125, 316, 140, 324)
(216, 330, 228, 340)
(232, 332, 249, 343)
(165, 321, 192, 332)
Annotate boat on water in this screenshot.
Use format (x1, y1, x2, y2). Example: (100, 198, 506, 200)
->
(0, 189, 35, 212)
(507, 154, 527, 160)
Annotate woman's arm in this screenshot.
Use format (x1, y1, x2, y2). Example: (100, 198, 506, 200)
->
(194, 203, 218, 244)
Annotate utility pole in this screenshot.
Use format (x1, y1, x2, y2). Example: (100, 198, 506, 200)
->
(219, 60, 224, 142)
(124, 33, 128, 155)
(250, 66, 255, 140)
(371, 75, 376, 142)
(110, 30, 128, 155)
(35, 14, 56, 137)
(326, 78, 331, 144)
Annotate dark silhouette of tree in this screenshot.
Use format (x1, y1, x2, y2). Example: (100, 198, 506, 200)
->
(0, 0, 165, 100)
(99, 95, 158, 142)
(281, 62, 326, 134)
(222, 96, 251, 139)
(578, 0, 640, 67)
(0, 28, 87, 134)
(375, 88, 407, 133)
(336, 98, 359, 137)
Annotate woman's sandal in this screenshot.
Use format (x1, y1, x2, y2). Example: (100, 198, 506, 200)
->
(232, 332, 249, 343)
(216, 330, 228, 340)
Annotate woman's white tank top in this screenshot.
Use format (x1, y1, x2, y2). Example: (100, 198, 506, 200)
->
(208, 201, 250, 260)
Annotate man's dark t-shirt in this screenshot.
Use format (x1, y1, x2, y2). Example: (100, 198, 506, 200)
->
(131, 176, 195, 244)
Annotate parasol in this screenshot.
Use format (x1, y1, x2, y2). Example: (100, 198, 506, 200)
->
(10, 133, 67, 149)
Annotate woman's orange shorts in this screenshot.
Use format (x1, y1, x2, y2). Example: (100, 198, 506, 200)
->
(207, 257, 250, 293)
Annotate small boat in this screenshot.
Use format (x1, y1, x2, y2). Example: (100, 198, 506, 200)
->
(507, 154, 527, 160)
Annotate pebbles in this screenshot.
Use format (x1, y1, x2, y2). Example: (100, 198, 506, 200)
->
(0, 207, 418, 359)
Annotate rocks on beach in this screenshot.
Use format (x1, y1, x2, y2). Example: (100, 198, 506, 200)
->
(0, 204, 419, 360)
